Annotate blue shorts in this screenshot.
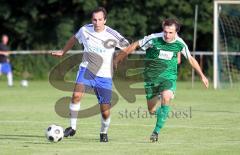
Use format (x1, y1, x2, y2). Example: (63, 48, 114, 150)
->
(0, 62, 12, 74)
(76, 67, 112, 104)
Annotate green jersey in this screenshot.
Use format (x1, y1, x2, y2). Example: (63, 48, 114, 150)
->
(139, 32, 191, 82)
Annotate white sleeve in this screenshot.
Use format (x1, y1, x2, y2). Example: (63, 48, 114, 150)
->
(178, 38, 191, 59)
(116, 37, 129, 49)
(139, 33, 164, 50)
(138, 34, 156, 50)
(114, 32, 129, 49)
(74, 27, 83, 44)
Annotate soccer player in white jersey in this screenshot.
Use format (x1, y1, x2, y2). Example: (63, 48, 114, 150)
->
(114, 19, 209, 142)
(52, 7, 128, 142)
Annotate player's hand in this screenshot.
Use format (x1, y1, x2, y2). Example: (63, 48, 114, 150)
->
(113, 51, 128, 70)
(113, 59, 118, 70)
(51, 50, 64, 57)
(201, 75, 209, 88)
(113, 55, 123, 70)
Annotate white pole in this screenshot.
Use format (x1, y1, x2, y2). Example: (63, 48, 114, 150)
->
(192, 4, 198, 88)
(213, 0, 240, 89)
(213, 1, 219, 89)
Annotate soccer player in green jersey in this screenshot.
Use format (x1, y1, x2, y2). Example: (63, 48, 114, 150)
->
(114, 18, 209, 142)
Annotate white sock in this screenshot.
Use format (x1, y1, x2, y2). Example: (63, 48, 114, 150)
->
(69, 102, 80, 130)
(7, 72, 13, 86)
(100, 115, 110, 134)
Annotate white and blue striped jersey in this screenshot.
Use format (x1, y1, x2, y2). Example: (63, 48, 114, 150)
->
(75, 24, 129, 78)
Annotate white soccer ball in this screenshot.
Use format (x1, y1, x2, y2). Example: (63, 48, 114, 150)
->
(45, 124, 64, 142)
(21, 80, 28, 87)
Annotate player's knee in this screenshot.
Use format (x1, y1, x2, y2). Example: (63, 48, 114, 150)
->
(162, 93, 173, 103)
(148, 108, 156, 115)
(101, 111, 110, 119)
(149, 111, 155, 115)
(72, 93, 81, 103)
(100, 104, 111, 119)
(162, 97, 171, 104)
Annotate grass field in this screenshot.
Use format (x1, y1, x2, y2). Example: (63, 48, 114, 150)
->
(0, 80, 240, 155)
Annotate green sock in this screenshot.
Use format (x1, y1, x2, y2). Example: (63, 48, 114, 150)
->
(153, 105, 171, 134)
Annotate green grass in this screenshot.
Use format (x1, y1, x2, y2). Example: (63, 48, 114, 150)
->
(0, 80, 240, 155)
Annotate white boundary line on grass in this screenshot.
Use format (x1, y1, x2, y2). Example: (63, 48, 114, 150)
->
(0, 120, 240, 130)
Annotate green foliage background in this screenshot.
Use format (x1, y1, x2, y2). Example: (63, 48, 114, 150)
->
(0, 0, 213, 80)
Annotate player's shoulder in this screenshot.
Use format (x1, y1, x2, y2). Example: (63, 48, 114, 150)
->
(106, 26, 120, 36)
(145, 32, 164, 40)
(150, 32, 164, 38)
(76, 24, 94, 36)
(81, 24, 94, 31)
(83, 24, 93, 28)
(175, 36, 188, 47)
(75, 24, 93, 38)
(105, 26, 123, 39)
(105, 26, 119, 34)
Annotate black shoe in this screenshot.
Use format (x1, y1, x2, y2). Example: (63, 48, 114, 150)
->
(64, 127, 76, 137)
(100, 133, 108, 142)
(150, 131, 158, 142)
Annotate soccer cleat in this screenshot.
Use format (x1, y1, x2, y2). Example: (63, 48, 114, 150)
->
(150, 132, 158, 142)
(100, 133, 108, 142)
(64, 127, 76, 137)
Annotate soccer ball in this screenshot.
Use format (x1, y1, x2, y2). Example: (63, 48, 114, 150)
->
(20, 80, 28, 87)
(45, 124, 64, 142)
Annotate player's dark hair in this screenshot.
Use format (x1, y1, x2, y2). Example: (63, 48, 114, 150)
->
(92, 7, 107, 19)
(162, 19, 181, 32)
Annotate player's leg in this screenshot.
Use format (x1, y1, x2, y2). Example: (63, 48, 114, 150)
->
(100, 103, 111, 142)
(153, 90, 173, 134)
(144, 82, 161, 142)
(149, 90, 173, 142)
(64, 67, 91, 137)
(95, 77, 112, 142)
(146, 96, 161, 142)
(64, 83, 84, 137)
(147, 96, 161, 115)
(7, 72, 13, 86)
(150, 80, 176, 142)
(0, 63, 2, 76)
(144, 82, 161, 114)
(2, 62, 13, 86)
(7, 63, 13, 86)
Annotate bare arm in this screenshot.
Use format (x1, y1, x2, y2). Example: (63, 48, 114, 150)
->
(51, 35, 77, 57)
(0, 51, 9, 56)
(114, 41, 140, 65)
(122, 41, 140, 54)
(177, 52, 181, 64)
(188, 56, 209, 88)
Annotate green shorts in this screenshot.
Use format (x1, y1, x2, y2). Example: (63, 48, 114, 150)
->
(144, 79, 176, 100)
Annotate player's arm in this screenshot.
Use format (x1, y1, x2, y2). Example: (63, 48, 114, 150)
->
(0, 51, 10, 56)
(179, 37, 208, 88)
(114, 41, 140, 65)
(115, 33, 157, 63)
(51, 35, 77, 57)
(177, 53, 181, 64)
(188, 56, 209, 88)
(123, 41, 140, 54)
